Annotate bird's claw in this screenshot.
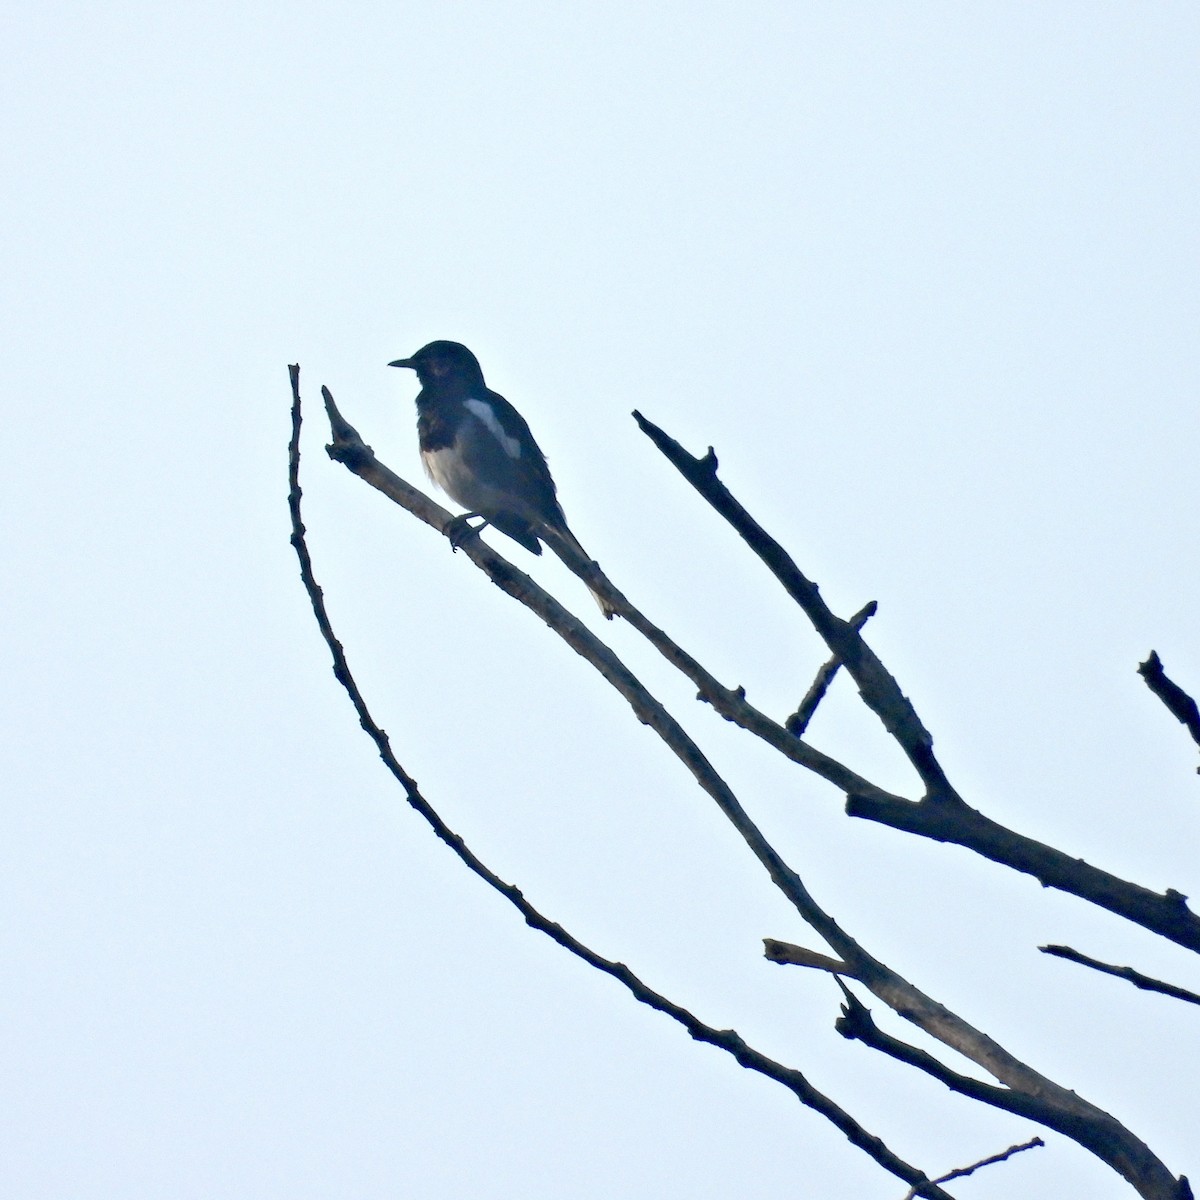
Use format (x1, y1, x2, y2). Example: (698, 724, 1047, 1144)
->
(445, 514, 484, 552)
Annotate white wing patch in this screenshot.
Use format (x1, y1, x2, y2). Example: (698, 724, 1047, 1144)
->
(465, 398, 522, 459)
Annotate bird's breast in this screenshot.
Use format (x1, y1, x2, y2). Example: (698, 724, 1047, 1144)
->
(421, 443, 510, 517)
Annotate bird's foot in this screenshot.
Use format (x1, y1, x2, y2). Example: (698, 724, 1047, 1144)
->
(445, 513, 490, 552)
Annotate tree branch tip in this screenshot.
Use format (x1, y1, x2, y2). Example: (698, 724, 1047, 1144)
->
(902, 1138, 1047, 1199)
(1139, 649, 1162, 673)
(762, 939, 854, 976)
(312, 395, 365, 463)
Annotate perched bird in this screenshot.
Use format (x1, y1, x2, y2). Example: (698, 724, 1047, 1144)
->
(389, 340, 614, 616)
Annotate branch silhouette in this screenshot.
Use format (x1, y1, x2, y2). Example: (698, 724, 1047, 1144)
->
(295, 368, 1194, 1200)
(289, 367, 956, 1199)
(633, 411, 1200, 957)
(899, 1137, 1044, 1200)
(1040, 944, 1200, 1007)
(1139, 651, 1200, 769)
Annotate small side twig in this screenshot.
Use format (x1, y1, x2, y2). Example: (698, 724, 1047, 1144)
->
(900, 1137, 1045, 1200)
(763, 938, 855, 978)
(1138, 651, 1200, 770)
(787, 601, 878, 736)
(1040, 945, 1200, 1007)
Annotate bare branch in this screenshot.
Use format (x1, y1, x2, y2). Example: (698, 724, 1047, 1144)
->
(633, 410, 958, 802)
(322, 397, 906, 823)
(834, 991, 1192, 1200)
(633, 411, 1200, 958)
(843, 791, 1200, 954)
(288, 368, 955, 1199)
(1138, 651, 1200, 769)
(900, 1137, 1045, 1200)
(313, 380, 1191, 1200)
(763, 939, 855, 977)
(601, 572, 902, 802)
(787, 601, 877, 737)
(318, 388, 848, 933)
(1040, 944, 1200, 1007)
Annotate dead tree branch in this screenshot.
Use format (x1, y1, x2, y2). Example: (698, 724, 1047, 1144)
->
(632, 411, 956, 803)
(1040, 945, 1200, 1007)
(633, 412, 1200, 958)
(787, 601, 877, 736)
(899, 1137, 1045, 1200)
(290, 368, 955, 1198)
(834, 991, 1188, 1198)
(1139, 652, 1200, 768)
(763, 939, 854, 976)
(302, 372, 1192, 1199)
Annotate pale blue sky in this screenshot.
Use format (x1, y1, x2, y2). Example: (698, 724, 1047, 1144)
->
(3, 4, 1198, 1197)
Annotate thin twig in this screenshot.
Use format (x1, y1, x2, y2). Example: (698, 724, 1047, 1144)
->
(900, 1137, 1045, 1200)
(1040, 945, 1200, 1007)
(787, 601, 877, 736)
(762, 939, 854, 976)
(287, 367, 955, 1199)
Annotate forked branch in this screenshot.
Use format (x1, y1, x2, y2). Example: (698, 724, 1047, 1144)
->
(634, 412, 1200, 957)
(298, 371, 1192, 1199)
(290, 368, 955, 1198)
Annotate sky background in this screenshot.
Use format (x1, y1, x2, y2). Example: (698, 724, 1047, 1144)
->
(3, 3, 1198, 1197)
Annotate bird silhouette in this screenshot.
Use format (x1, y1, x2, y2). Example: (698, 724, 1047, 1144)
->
(389, 340, 614, 617)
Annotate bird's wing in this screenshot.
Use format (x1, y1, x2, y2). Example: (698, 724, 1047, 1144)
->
(459, 390, 567, 528)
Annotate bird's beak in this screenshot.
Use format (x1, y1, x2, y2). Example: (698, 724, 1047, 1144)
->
(388, 358, 415, 369)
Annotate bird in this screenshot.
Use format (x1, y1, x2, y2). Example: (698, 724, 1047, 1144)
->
(389, 340, 615, 617)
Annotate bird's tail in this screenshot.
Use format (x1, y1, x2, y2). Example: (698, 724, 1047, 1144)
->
(541, 521, 618, 619)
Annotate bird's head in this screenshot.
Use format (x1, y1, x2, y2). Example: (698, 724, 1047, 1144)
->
(388, 340, 484, 388)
